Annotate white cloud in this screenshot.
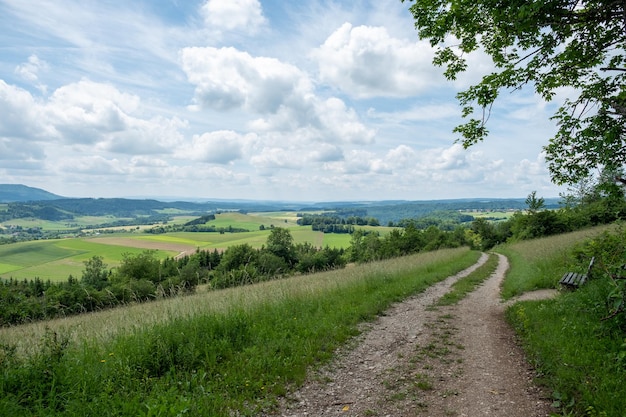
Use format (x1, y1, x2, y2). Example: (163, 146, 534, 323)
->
(0, 0, 567, 200)
(324, 150, 391, 175)
(130, 156, 169, 168)
(308, 144, 344, 163)
(181, 46, 376, 145)
(316, 97, 376, 144)
(60, 155, 127, 175)
(42, 80, 186, 153)
(46, 80, 136, 143)
(312, 22, 440, 98)
(385, 145, 416, 169)
(0, 137, 45, 164)
(250, 146, 303, 175)
(176, 130, 252, 164)
(201, 0, 267, 33)
(0, 80, 47, 139)
(180, 46, 310, 113)
(14, 54, 49, 91)
(367, 103, 458, 122)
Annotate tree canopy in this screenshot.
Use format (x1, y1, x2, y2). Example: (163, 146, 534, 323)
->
(403, 0, 625, 185)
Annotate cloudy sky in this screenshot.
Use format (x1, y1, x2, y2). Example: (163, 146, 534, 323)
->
(0, 0, 565, 201)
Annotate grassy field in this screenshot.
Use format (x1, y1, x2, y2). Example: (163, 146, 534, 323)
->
(0, 212, 357, 282)
(2, 215, 137, 231)
(0, 238, 178, 281)
(0, 247, 479, 416)
(460, 210, 517, 220)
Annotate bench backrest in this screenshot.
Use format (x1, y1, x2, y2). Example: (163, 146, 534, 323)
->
(586, 257, 595, 278)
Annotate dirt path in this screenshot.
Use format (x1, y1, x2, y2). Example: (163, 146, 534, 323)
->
(269, 253, 553, 416)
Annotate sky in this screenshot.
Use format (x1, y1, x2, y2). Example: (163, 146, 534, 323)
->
(0, 0, 567, 202)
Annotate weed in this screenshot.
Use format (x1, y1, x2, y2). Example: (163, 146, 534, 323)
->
(413, 374, 433, 391)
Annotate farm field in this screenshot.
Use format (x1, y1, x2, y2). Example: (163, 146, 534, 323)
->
(2, 215, 135, 231)
(0, 212, 358, 282)
(0, 238, 178, 281)
(459, 210, 516, 221)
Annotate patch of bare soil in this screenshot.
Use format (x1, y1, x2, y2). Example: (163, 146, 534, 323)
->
(269, 253, 553, 417)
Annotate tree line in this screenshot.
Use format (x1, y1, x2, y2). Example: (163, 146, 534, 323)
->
(3, 184, 625, 327)
(0, 228, 344, 326)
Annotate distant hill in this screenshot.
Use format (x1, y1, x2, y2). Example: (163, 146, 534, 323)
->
(0, 183, 563, 225)
(0, 184, 65, 203)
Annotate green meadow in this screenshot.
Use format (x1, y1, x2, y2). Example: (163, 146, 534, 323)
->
(0, 212, 356, 281)
(459, 210, 516, 221)
(0, 238, 177, 281)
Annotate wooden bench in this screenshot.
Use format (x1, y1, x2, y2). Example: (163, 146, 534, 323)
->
(559, 257, 595, 289)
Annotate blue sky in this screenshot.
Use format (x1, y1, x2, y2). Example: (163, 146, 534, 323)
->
(0, 0, 565, 201)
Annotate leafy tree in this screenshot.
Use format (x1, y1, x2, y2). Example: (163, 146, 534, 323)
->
(403, 0, 626, 185)
(470, 218, 498, 249)
(525, 191, 545, 214)
(81, 256, 109, 290)
(218, 244, 258, 273)
(265, 227, 297, 266)
(114, 250, 161, 284)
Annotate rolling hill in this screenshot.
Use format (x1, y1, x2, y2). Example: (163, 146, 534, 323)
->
(0, 184, 65, 202)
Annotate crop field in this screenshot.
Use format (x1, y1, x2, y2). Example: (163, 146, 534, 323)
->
(2, 215, 136, 231)
(0, 238, 178, 281)
(0, 212, 354, 282)
(460, 210, 516, 220)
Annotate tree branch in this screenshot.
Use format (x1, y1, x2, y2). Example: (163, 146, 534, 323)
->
(600, 67, 626, 72)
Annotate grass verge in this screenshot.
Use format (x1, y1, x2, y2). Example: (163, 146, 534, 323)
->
(502, 226, 626, 416)
(0, 248, 479, 417)
(436, 253, 499, 306)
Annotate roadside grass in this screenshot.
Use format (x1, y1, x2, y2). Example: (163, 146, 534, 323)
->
(496, 225, 615, 299)
(502, 225, 626, 416)
(0, 248, 480, 416)
(436, 253, 499, 306)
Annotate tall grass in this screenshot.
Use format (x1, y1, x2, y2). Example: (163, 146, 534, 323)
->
(496, 225, 615, 299)
(0, 248, 479, 416)
(502, 225, 626, 416)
